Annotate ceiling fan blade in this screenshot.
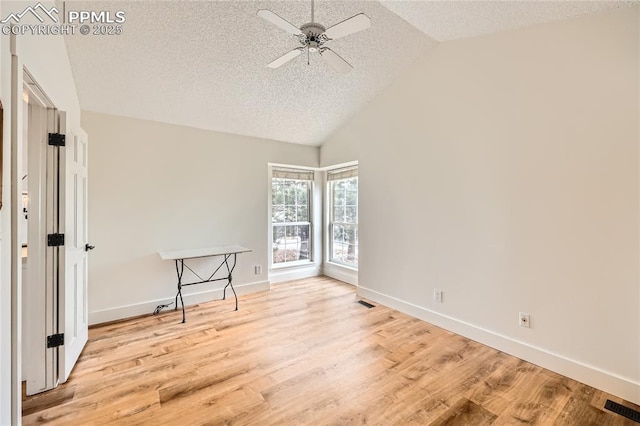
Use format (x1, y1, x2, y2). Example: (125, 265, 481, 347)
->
(257, 9, 302, 35)
(323, 13, 371, 40)
(267, 48, 304, 69)
(320, 48, 353, 74)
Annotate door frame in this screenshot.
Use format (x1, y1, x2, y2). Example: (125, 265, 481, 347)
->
(22, 69, 60, 395)
(10, 37, 21, 424)
(9, 34, 89, 423)
(8, 33, 64, 423)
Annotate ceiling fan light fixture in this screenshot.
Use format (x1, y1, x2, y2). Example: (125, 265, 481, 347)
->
(257, 2, 371, 73)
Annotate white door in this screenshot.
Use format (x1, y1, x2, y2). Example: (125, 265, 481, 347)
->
(58, 118, 89, 382)
(25, 103, 56, 395)
(25, 107, 89, 393)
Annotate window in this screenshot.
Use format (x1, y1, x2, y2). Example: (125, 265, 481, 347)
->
(328, 167, 358, 267)
(271, 168, 314, 266)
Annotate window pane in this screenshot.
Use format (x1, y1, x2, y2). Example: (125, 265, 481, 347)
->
(283, 225, 300, 262)
(297, 206, 308, 222)
(284, 185, 295, 205)
(272, 184, 284, 206)
(271, 175, 312, 265)
(346, 189, 357, 206)
(345, 244, 357, 264)
(273, 225, 285, 241)
(345, 206, 357, 223)
(285, 205, 297, 222)
(334, 187, 345, 205)
(298, 224, 310, 260)
(272, 206, 285, 223)
(332, 238, 347, 262)
(346, 177, 358, 191)
(341, 224, 355, 247)
(272, 225, 286, 264)
(296, 184, 308, 205)
(333, 224, 344, 243)
(285, 224, 297, 237)
(330, 175, 358, 267)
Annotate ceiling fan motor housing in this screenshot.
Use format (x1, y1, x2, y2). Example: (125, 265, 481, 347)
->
(299, 22, 328, 52)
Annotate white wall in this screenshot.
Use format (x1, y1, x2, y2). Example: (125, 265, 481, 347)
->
(322, 6, 640, 404)
(0, 1, 83, 422)
(320, 130, 359, 169)
(82, 111, 318, 324)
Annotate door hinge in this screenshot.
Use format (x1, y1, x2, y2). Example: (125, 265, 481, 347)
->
(46, 333, 64, 348)
(47, 233, 65, 246)
(48, 133, 66, 147)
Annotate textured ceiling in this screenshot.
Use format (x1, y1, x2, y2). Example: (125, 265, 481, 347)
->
(64, 1, 436, 146)
(379, 0, 637, 42)
(63, 1, 637, 146)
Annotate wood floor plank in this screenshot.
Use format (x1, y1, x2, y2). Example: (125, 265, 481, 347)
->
(22, 277, 638, 425)
(430, 398, 498, 425)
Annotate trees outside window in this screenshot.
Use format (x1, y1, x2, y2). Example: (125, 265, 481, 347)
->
(328, 167, 358, 267)
(272, 169, 313, 266)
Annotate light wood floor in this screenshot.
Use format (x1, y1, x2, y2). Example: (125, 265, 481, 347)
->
(23, 276, 639, 425)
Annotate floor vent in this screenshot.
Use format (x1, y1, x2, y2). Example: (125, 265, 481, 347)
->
(604, 399, 640, 423)
(357, 300, 375, 309)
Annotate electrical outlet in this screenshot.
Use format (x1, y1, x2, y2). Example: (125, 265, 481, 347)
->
(434, 289, 443, 303)
(255, 265, 262, 275)
(519, 312, 530, 328)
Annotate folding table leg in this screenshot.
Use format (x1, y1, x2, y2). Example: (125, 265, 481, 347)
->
(223, 254, 239, 311)
(174, 259, 186, 323)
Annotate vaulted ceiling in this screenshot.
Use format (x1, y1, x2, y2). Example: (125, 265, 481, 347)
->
(63, 1, 635, 146)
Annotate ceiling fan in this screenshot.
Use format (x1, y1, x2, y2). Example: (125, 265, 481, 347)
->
(257, 0, 371, 74)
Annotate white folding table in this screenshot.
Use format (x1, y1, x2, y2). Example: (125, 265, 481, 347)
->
(158, 245, 251, 323)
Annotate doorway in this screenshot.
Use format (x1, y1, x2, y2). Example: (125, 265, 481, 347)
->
(22, 69, 60, 395)
(20, 68, 89, 397)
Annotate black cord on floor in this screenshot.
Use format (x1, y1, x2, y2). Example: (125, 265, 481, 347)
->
(153, 302, 174, 315)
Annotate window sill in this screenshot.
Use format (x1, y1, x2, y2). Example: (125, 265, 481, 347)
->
(326, 261, 358, 272)
(270, 260, 314, 271)
(269, 262, 320, 284)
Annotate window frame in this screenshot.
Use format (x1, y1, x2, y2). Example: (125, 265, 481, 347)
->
(327, 169, 358, 269)
(270, 170, 314, 269)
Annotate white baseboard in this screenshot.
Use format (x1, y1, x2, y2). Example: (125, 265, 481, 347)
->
(357, 286, 640, 406)
(269, 264, 321, 284)
(89, 280, 270, 325)
(322, 262, 358, 286)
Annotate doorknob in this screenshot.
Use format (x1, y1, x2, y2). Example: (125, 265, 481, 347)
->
(85, 244, 95, 252)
